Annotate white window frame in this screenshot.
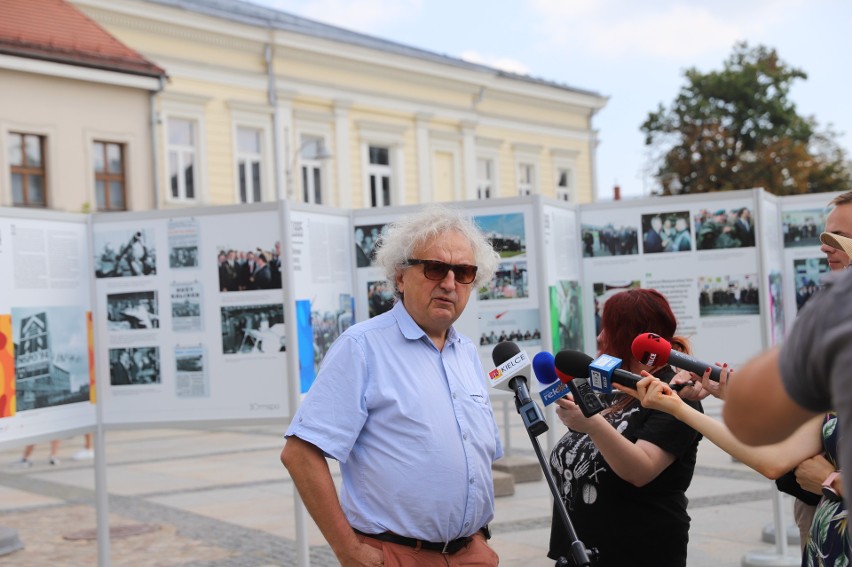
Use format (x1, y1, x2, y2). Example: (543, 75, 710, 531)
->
(230, 104, 273, 204)
(476, 157, 494, 200)
(236, 126, 264, 204)
(513, 143, 541, 197)
(293, 114, 333, 205)
(552, 148, 580, 202)
(358, 121, 406, 208)
(161, 94, 208, 205)
(475, 137, 502, 200)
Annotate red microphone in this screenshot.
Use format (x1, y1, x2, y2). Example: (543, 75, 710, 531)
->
(630, 333, 723, 382)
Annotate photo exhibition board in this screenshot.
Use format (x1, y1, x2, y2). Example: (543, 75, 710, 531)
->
(92, 204, 291, 425)
(0, 210, 96, 446)
(288, 205, 355, 394)
(350, 199, 543, 387)
(779, 191, 843, 339)
(579, 189, 766, 369)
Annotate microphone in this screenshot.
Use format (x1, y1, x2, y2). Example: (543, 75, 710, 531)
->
(532, 351, 570, 406)
(557, 350, 641, 395)
(552, 351, 606, 418)
(631, 333, 722, 382)
(491, 341, 548, 436)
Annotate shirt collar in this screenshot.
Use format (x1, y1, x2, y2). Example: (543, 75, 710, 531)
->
(391, 300, 460, 344)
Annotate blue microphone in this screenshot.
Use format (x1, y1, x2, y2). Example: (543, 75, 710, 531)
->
(533, 351, 571, 406)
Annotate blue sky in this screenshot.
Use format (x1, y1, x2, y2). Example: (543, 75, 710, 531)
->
(255, 0, 852, 200)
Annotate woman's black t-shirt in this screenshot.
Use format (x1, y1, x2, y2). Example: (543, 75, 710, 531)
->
(547, 366, 703, 567)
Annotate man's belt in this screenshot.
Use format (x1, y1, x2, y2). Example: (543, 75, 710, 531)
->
(354, 525, 489, 555)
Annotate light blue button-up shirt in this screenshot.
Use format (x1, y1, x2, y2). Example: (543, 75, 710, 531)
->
(286, 300, 503, 543)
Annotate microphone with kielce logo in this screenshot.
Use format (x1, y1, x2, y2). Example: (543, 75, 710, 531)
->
(489, 341, 548, 436)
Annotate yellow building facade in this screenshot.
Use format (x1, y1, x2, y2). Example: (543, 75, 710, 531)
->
(74, 0, 608, 209)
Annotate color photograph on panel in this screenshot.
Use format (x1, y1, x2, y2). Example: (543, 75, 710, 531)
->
(694, 207, 756, 249)
(550, 281, 583, 353)
(581, 223, 638, 257)
(474, 213, 525, 257)
(782, 208, 827, 247)
(478, 308, 541, 347)
(793, 257, 829, 311)
(640, 211, 692, 253)
(697, 274, 759, 316)
(12, 306, 91, 411)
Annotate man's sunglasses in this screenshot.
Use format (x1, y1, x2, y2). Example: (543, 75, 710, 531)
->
(404, 259, 478, 284)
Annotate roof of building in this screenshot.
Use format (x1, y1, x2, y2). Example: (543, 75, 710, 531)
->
(0, 0, 165, 79)
(149, 0, 603, 99)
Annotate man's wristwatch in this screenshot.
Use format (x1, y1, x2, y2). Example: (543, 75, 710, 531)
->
(821, 470, 842, 502)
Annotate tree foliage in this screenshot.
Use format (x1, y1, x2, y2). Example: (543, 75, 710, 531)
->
(641, 42, 851, 196)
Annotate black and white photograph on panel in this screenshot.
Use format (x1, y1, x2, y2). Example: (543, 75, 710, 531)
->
(592, 280, 641, 337)
(220, 303, 285, 354)
(581, 223, 639, 257)
(782, 208, 827, 247)
(108, 346, 161, 386)
(478, 260, 529, 300)
(93, 228, 157, 278)
(694, 207, 756, 250)
(216, 241, 282, 292)
(175, 344, 208, 398)
(793, 257, 829, 311)
(106, 290, 159, 330)
(171, 282, 202, 332)
(697, 274, 759, 316)
(168, 217, 200, 268)
(353, 223, 387, 268)
(367, 280, 394, 318)
(640, 211, 692, 253)
(478, 308, 541, 348)
(473, 213, 526, 257)
(12, 306, 90, 411)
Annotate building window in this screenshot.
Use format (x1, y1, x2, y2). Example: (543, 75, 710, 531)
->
(167, 118, 197, 201)
(518, 163, 534, 196)
(8, 132, 47, 207)
(93, 141, 127, 211)
(556, 167, 571, 201)
(237, 126, 262, 203)
(300, 136, 325, 205)
(477, 158, 493, 199)
(368, 145, 391, 207)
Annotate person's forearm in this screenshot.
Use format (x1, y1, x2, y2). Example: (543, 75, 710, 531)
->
(281, 437, 360, 561)
(723, 348, 816, 445)
(672, 404, 822, 478)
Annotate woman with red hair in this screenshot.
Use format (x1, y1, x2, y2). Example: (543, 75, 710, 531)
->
(547, 288, 703, 567)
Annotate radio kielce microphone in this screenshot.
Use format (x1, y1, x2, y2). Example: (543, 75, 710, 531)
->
(557, 350, 642, 395)
(631, 332, 722, 382)
(490, 341, 548, 436)
(552, 350, 606, 418)
(532, 351, 571, 406)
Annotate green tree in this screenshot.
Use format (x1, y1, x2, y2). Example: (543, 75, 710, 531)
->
(641, 42, 851, 196)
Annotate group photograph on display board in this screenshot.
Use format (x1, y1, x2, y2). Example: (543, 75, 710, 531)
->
(697, 274, 760, 316)
(478, 308, 541, 347)
(640, 211, 692, 253)
(581, 222, 639, 257)
(793, 257, 829, 311)
(353, 223, 386, 268)
(693, 206, 756, 250)
(366, 280, 394, 318)
(92, 228, 157, 278)
(478, 260, 529, 301)
(782, 207, 827, 247)
(216, 242, 282, 292)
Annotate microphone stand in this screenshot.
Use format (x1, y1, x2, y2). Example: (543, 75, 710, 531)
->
(508, 378, 597, 567)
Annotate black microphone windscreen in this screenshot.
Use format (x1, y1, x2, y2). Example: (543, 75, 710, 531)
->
(554, 350, 594, 379)
(492, 341, 521, 366)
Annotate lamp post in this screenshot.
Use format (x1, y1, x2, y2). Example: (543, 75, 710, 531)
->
(284, 132, 332, 201)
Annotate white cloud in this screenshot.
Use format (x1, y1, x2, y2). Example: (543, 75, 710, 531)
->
(460, 50, 530, 75)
